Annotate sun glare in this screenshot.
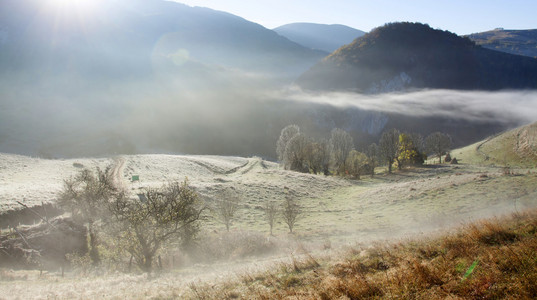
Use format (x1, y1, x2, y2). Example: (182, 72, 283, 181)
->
(47, 0, 99, 13)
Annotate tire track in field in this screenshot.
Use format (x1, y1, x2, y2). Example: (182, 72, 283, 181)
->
(111, 156, 126, 188)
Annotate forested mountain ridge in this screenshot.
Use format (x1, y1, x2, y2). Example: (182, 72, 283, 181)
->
(297, 22, 537, 92)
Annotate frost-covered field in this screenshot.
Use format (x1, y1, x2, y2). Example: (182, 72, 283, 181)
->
(0, 153, 113, 212)
(2, 151, 537, 299)
(0, 153, 349, 216)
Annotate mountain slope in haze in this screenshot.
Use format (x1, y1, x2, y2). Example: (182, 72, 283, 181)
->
(297, 22, 537, 92)
(0, 0, 325, 83)
(468, 29, 537, 58)
(0, 0, 327, 157)
(273, 23, 365, 53)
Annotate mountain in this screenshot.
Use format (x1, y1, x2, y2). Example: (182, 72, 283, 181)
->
(0, 0, 328, 157)
(273, 23, 365, 53)
(0, 0, 325, 84)
(297, 22, 537, 93)
(468, 29, 537, 58)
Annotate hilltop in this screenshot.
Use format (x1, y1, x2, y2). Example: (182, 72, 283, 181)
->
(468, 28, 537, 58)
(274, 23, 365, 53)
(297, 22, 537, 92)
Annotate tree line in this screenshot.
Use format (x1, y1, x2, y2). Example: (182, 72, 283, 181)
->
(276, 125, 452, 176)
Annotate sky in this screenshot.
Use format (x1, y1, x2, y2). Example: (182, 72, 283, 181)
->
(173, 0, 537, 35)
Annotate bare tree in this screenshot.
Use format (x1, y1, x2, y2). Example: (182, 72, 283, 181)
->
(379, 128, 400, 173)
(283, 133, 310, 172)
(329, 128, 354, 175)
(345, 150, 369, 179)
(408, 132, 425, 153)
(281, 187, 302, 233)
(59, 167, 119, 265)
(425, 132, 452, 164)
(213, 188, 240, 232)
(276, 124, 300, 163)
(263, 200, 279, 236)
(366, 143, 379, 177)
(109, 180, 204, 273)
(304, 139, 330, 175)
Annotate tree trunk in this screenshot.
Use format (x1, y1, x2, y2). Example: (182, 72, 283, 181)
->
(88, 222, 100, 266)
(143, 253, 153, 273)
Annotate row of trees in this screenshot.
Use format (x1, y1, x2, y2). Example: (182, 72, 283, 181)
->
(213, 187, 302, 235)
(59, 168, 303, 273)
(276, 125, 452, 176)
(276, 125, 374, 178)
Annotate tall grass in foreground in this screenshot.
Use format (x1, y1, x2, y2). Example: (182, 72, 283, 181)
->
(187, 209, 537, 299)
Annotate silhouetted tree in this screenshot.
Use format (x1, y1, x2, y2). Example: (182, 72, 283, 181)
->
(59, 167, 119, 266)
(109, 180, 204, 273)
(366, 143, 380, 177)
(345, 150, 369, 179)
(281, 187, 302, 234)
(213, 188, 240, 232)
(379, 128, 400, 173)
(426, 132, 452, 164)
(304, 139, 330, 175)
(329, 128, 354, 175)
(263, 200, 278, 236)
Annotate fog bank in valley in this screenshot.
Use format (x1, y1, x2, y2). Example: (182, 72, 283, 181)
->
(1, 77, 536, 159)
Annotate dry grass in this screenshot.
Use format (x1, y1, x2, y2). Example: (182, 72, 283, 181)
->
(185, 209, 537, 299)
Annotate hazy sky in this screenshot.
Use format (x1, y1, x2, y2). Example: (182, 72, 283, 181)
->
(174, 0, 537, 35)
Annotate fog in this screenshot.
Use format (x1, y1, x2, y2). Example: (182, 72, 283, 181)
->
(281, 88, 537, 125)
(1, 73, 536, 159)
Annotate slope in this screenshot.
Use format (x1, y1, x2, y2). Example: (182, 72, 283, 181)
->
(468, 28, 537, 58)
(453, 121, 537, 167)
(297, 22, 537, 92)
(0, 0, 325, 83)
(274, 23, 365, 53)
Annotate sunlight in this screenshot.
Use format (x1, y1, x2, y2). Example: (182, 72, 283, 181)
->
(47, 0, 99, 13)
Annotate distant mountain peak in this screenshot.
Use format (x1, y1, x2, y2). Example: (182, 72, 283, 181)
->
(274, 22, 365, 53)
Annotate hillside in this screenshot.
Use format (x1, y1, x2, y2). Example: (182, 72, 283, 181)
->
(0, 0, 325, 83)
(297, 22, 537, 92)
(2, 149, 537, 297)
(2, 122, 537, 297)
(0, 0, 328, 158)
(468, 29, 537, 58)
(273, 23, 365, 53)
(454, 121, 537, 167)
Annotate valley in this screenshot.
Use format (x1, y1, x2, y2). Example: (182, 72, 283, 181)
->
(1, 123, 537, 298)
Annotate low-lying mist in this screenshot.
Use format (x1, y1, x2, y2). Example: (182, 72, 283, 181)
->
(1, 74, 536, 159)
(281, 88, 537, 125)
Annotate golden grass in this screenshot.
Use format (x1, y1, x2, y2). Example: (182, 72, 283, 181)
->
(186, 209, 537, 299)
